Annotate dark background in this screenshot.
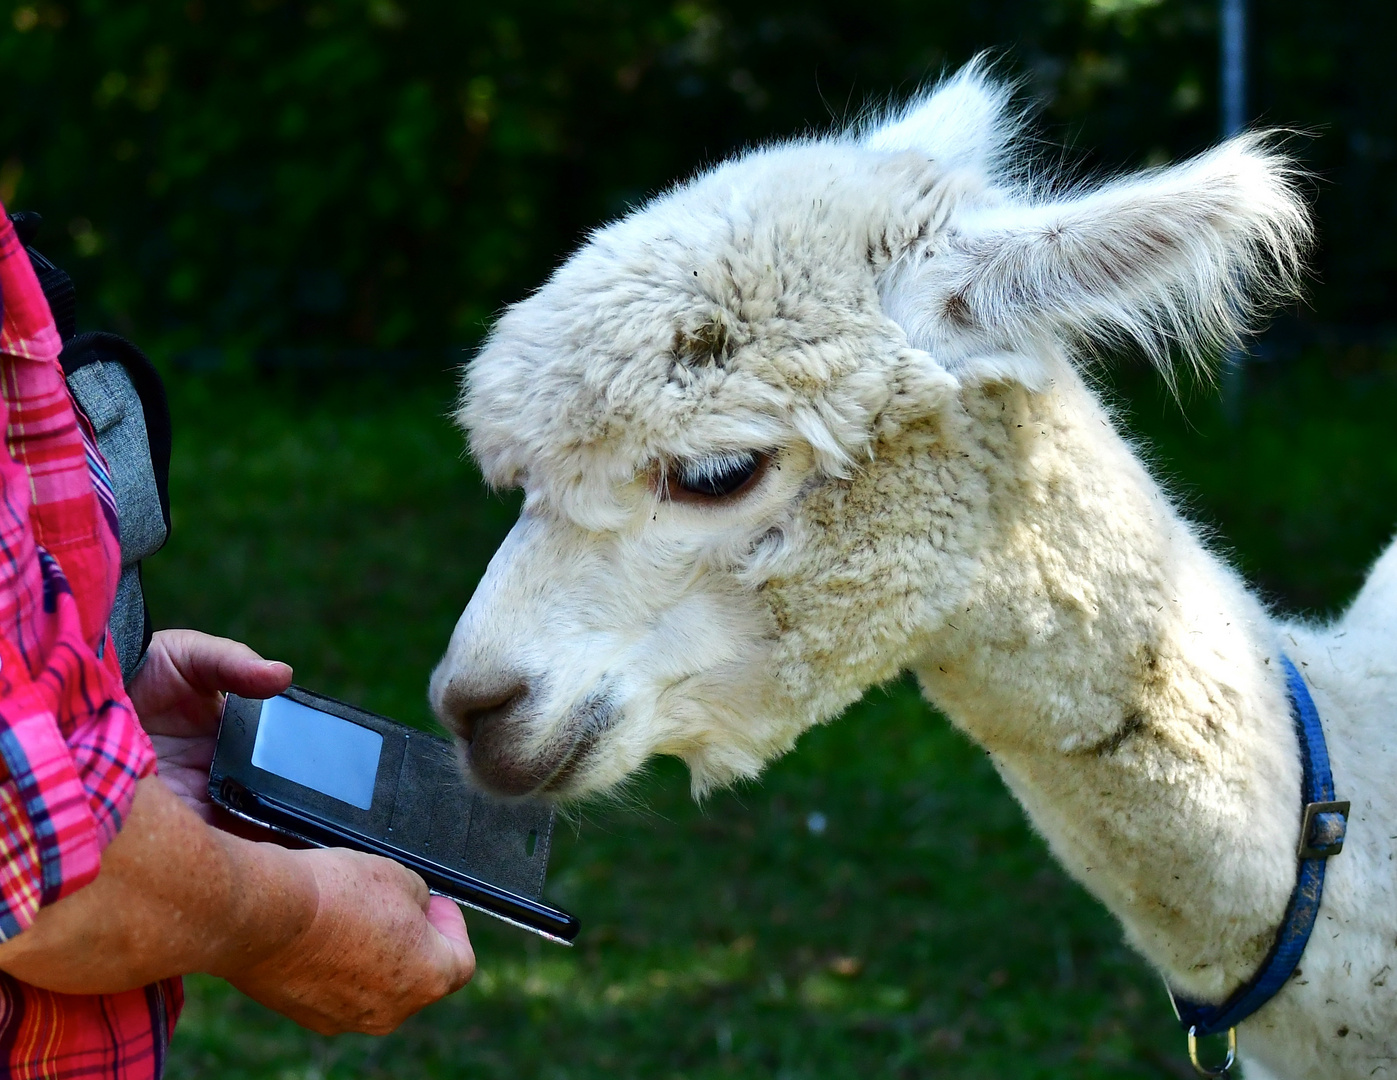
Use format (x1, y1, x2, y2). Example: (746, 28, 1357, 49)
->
(3, 3, 1395, 1077)
(2, 0, 1395, 359)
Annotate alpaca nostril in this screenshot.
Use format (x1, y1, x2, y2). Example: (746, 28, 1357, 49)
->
(444, 680, 529, 744)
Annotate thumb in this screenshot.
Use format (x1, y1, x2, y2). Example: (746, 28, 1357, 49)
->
(169, 630, 294, 698)
(424, 895, 475, 991)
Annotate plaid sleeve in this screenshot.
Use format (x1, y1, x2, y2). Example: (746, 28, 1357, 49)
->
(0, 207, 154, 941)
(0, 664, 106, 939)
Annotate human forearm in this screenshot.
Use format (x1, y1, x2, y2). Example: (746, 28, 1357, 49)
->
(0, 770, 474, 1034)
(0, 775, 317, 993)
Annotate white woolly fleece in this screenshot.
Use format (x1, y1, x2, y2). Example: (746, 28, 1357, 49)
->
(432, 64, 1394, 1078)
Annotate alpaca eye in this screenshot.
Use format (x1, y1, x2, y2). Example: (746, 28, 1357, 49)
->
(669, 451, 765, 502)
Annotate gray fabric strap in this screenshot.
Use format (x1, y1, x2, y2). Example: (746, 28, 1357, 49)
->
(109, 565, 151, 681)
(65, 359, 168, 680)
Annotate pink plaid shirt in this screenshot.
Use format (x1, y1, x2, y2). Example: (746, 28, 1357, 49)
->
(0, 206, 181, 1077)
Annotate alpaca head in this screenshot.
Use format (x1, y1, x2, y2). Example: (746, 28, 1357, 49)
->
(429, 63, 1309, 800)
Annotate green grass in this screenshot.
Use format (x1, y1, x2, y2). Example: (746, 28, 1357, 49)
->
(147, 353, 1397, 1079)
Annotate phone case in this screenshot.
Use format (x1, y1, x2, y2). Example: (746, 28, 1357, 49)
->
(209, 687, 579, 943)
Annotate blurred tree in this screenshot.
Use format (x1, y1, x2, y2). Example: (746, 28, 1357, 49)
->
(0, 0, 1387, 356)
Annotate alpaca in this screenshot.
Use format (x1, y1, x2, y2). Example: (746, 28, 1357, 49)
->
(429, 64, 1397, 1079)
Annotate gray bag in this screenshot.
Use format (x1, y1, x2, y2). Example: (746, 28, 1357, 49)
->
(62, 332, 172, 681)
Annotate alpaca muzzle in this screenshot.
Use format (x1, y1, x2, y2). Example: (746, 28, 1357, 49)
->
(436, 672, 617, 799)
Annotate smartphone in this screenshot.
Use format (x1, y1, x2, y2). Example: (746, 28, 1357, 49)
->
(208, 686, 579, 945)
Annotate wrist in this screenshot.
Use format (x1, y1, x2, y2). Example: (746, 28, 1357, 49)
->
(203, 833, 320, 980)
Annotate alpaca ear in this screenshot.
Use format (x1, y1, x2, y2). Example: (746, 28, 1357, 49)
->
(863, 57, 1015, 175)
(881, 133, 1311, 383)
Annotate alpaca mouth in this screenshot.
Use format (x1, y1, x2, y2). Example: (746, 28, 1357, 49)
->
(537, 733, 600, 796)
(539, 695, 617, 797)
(465, 693, 617, 799)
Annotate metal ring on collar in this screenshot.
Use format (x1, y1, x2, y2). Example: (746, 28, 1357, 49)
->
(1187, 1026, 1237, 1078)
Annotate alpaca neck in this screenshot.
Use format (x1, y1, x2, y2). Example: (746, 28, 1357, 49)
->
(912, 371, 1303, 1002)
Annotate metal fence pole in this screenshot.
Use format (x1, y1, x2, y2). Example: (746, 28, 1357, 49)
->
(1220, 0, 1248, 422)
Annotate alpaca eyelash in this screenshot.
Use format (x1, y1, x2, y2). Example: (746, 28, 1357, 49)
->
(667, 451, 765, 502)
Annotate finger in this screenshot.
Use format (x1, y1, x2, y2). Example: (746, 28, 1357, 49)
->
(424, 896, 475, 990)
(425, 895, 469, 946)
(166, 630, 294, 698)
(380, 856, 431, 908)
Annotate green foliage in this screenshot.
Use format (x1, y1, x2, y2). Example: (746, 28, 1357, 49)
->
(2, 0, 1394, 358)
(1111, 354, 1397, 613)
(143, 354, 1397, 1077)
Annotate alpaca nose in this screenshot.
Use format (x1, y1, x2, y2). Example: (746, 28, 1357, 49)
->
(439, 677, 530, 745)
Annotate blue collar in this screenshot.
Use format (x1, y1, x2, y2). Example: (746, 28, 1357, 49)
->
(1169, 654, 1350, 1039)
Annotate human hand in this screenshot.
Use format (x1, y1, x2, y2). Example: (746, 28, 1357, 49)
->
(128, 629, 293, 818)
(0, 776, 473, 1030)
(217, 845, 475, 1034)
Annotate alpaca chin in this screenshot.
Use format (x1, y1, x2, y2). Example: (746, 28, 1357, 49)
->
(679, 744, 768, 799)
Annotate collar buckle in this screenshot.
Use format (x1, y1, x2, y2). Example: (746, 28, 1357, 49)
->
(1298, 799, 1350, 859)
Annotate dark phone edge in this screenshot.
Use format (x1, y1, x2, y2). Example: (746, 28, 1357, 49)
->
(212, 779, 579, 945)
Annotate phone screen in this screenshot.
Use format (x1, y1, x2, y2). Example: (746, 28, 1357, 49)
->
(250, 695, 384, 810)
